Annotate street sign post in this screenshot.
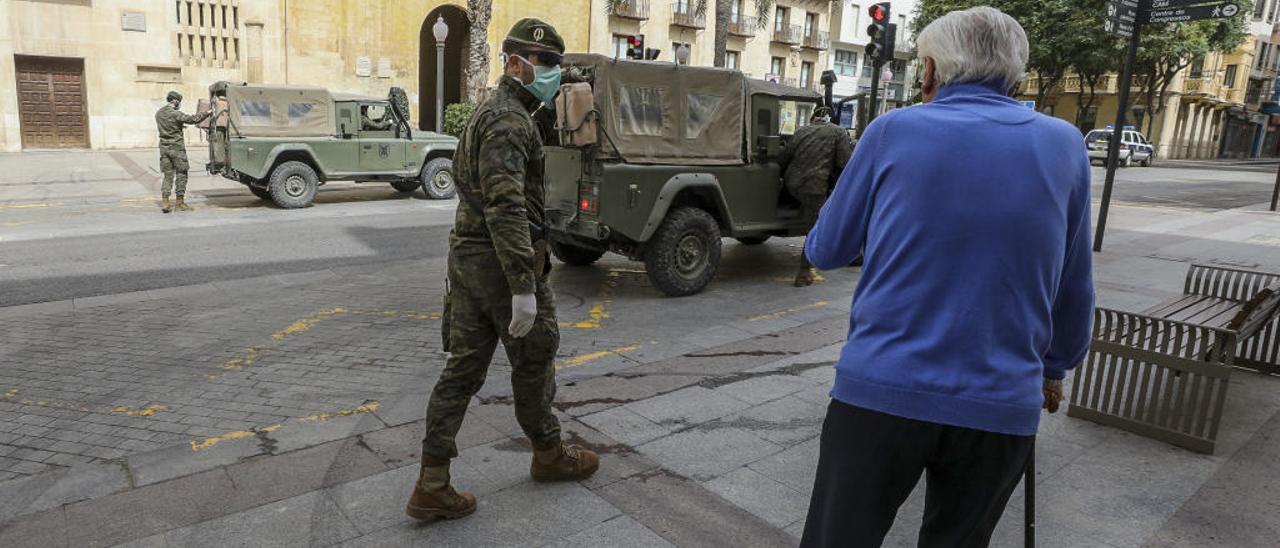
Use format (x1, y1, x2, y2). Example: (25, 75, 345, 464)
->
(1094, 0, 1244, 250)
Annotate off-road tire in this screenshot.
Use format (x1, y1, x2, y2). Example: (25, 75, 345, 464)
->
(391, 179, 420, 193)
(734, 236, 770, 246)
(248, 185, 272, 201)
(551, 241, 606, 266)
(1141, 155, 1153, 167)
(268, 161, 319, 208)
(643, 207, 721, 297)
(420, 158, 456, 200)
(1121, 152, 1133, 168)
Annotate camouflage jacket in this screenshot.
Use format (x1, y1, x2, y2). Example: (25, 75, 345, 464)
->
(449, 76, 546, 296)
(778, 122, 855, 197)
(155, 105, 210, 148)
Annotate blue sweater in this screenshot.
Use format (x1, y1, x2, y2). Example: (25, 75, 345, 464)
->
(805, 83, 1095, 436)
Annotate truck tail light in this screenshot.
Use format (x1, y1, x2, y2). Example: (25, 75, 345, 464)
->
(578, 181, 599, 215)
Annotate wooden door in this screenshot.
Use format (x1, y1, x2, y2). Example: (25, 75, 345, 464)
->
(15, 56, 89, 149)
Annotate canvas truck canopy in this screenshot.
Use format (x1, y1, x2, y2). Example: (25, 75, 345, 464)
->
(219, 83, 335, 138)
(564, 54, 746, 166)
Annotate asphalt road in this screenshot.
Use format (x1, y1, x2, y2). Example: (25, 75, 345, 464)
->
(0, 163, 1275, 307)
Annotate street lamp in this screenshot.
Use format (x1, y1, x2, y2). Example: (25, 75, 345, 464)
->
(433, 16, 448, 132)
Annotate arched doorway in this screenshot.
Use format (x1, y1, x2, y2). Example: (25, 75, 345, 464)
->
(420, 5, 470, 132)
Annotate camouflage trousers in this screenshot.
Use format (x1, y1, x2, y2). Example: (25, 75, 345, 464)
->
(159, 146, 191, 198)
(798, 192, 828, 271)
(422, 250, 561, 460)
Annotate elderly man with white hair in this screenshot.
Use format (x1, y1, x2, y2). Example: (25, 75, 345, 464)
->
(798, 7, 1094, 547)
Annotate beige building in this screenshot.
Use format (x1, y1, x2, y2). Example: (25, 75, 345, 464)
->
(590, 0, 834, 90)
(0, 0, 593, 152)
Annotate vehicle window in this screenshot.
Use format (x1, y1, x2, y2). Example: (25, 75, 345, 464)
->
(1085, 131, 1110, 144)
(238, 101, 272, 126)
(686, 94, 723, 139)
(618, 87, 665, 136)
(364, 105, 388, 120)
(777, 101, 815, 135)
(287, 102, 317, 126)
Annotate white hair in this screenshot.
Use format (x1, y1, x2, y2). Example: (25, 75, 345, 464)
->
(916, 6, 1029, 92)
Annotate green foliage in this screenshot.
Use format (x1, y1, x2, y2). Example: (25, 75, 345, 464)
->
(443, 102, 476, 138)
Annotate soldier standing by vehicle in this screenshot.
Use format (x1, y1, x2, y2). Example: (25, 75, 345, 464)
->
(779, 106, 854, 287)
(155, 91, 210, 213)
(405, 18, 598, 523)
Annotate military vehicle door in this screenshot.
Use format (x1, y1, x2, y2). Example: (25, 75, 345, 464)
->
(357, 102, 408, 173)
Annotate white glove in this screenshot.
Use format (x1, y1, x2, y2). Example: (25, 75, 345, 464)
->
(509, 293, 537, 338)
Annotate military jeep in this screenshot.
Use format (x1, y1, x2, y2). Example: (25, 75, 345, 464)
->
(543, 54, 826, 296)
(205, 82, 457, 208)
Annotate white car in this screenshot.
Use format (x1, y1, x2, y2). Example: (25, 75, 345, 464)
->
(1085, 126, 1154, 167)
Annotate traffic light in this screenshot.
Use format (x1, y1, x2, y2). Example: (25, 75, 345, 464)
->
(626, 35, 645, 60)
(865, 3, 895, 65)
(644, 48, 661, 60)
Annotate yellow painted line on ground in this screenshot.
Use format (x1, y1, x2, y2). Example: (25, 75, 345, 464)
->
(556, 344, 641, 371)
(190, 401, 380, 452)
(749, 300, 829, 322)
(773, 272, 826, 284)
(559, 268, 645, 330)
(0, 201, 63, 210)
(3, 388, 167, 417)
(273, 307, 348, 341)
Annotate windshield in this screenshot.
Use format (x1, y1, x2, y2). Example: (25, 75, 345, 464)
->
(1085, 130, 1111, 144)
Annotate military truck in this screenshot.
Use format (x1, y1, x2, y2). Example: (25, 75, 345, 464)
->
(205, 82, 457, 208)
(543, 54, 827, 296)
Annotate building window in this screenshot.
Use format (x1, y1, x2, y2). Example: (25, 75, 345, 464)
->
(834, 50, 858, 76)
(889, 59, 907, 81)
(770, 57, 785, 81)
(726, 50, 740, 70)
(849, 5, 860, 37)
(801, 61, 814, 88)
(731, 0, 741, 21)
(1256, 0, 1268, 18)
(1225, 64, 1238, 87)
(775, 7, 788, 32)
(898, 15, 906, 44)
(1190, 58, 1204, 79)
(612, 34, 630, 58)
(1259, 44, 1271, 70)
(178, 0, 239, 67)
(804, 12, 817, 38)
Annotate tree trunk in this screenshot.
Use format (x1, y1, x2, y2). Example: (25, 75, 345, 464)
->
(465, 0, 493, 104)
(713, 0, 731, 67)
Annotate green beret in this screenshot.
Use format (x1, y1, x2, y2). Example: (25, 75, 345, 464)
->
(505, 18, 565, 54)
(166, 91, 183, 102)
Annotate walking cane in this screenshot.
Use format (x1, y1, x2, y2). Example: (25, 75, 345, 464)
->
(1024, 442, 1035, 548)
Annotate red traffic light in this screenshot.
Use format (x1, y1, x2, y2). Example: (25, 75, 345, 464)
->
(628, 36, 642, 47)
(869, 4, 887, 22)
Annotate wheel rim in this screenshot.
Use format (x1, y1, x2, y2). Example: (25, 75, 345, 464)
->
(431, 170, 454, 193)
(284, 175, 308, 197)
(674, 233, 707, 278)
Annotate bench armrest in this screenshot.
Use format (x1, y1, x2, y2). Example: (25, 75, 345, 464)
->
(1184, 264, 1280, 302)
(1228, 282, 1280, 337)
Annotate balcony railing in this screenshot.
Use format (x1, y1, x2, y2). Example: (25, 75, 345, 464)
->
(611, 0, 650, 20)
(728, 15, 757, 37)
(764, 74, 796, 87)
(671, 2, 705, 28)
(802, 30, 829, 50)
(773, 24, 802, 45)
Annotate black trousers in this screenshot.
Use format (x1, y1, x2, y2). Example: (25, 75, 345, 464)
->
(800, 400, 1034, 548)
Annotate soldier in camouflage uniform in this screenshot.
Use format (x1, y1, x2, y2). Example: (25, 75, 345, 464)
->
(155, 91, 211, 213)
(779, 106, 855, 287)
(406, 19, 599, 523)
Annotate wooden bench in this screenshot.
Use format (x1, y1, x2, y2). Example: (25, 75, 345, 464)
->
(1067, 264, 1280, 454)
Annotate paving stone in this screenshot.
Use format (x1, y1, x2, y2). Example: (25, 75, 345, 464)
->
(704, 466, 811, 528)
(266, 406, 388, 454)
(624, 386, 752, 428)
(704, 373, 817, 406)
(711, 395, 825, 448)
(0, 461, 130, 523)
(223, 436, 389, 511)
(746, 437, 821, 496)
(637, 427, 782, 481)
(0, 507, 68, 548)
(578, 406, 673, 447)
(127, 431, 263, 487)
(161, 490, 361, 547)
(542, 515, 676, 548)
(62, 468, 238, 548)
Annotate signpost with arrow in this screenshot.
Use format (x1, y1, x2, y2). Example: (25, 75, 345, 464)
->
(1093, 0, 1242, 252)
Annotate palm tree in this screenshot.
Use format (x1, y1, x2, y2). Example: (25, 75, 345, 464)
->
(465, 0, 493, 103)
(601, 0, 773, 68)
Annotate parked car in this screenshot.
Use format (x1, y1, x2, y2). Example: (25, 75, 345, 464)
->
(1086, 126, 1154, 167)
(541, 54, 828, 296)
(204, 82, 457, 208)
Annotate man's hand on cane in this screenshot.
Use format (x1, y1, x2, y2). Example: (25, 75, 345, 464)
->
(1043, 379, 1063, 413)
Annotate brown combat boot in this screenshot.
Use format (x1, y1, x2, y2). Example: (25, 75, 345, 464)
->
(530, 440, 599, 482)
(793, 267, 817, 287)
(175, 196, 193, 212)
(405, 456, 476, 522)
(160, 196, 172, 213)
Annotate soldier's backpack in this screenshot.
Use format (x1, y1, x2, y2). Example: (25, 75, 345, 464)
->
(554, 83, 598, 147)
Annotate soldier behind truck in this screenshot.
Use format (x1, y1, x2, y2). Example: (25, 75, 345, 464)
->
(778, 106, 854, 287)
(155, 91, 211, 213)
